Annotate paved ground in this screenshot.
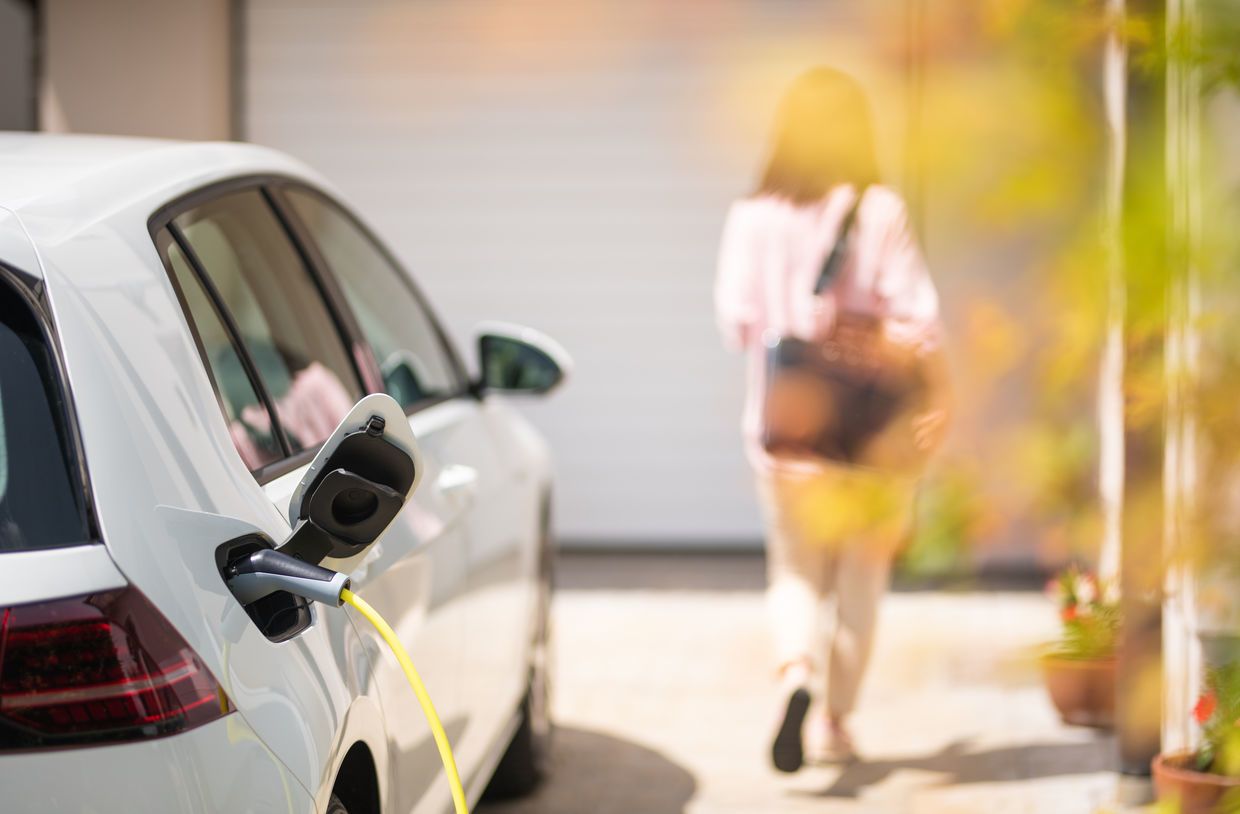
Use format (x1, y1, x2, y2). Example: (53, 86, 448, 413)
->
(480, 552, 1119, 814)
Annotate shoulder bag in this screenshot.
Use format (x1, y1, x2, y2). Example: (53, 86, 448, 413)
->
(760, 190, 937, 475)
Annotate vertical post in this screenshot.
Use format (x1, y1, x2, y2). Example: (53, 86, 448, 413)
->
(1161, 0, 1202, 755)
(1115, 0, 1169, 777)
(230, 0, 245, 142)
(1098, 0, 1127, 590)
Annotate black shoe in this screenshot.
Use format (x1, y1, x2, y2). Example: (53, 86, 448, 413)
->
(771, 687, 810, 773)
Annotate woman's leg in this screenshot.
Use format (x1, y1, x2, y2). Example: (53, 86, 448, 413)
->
(758, 474, 832, 673)
(826, 539, 895, 720)
(757, 473, 832, 773)
(822, 471, 914, 723)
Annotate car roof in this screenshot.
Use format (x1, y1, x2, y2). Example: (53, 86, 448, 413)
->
(0, 132, 321, 212)
(0, 133, 327, 277)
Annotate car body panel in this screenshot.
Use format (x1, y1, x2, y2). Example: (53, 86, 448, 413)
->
(0, 544, 126, 606)
(454, 399, 546, 780)
(1, 714, 315, 814)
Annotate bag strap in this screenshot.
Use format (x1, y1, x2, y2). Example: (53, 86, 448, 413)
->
(812, 186, 867, 295)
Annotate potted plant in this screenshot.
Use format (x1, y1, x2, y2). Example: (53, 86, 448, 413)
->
(1040, 566, 1119, 727)
(1153, 663, 1240, 813)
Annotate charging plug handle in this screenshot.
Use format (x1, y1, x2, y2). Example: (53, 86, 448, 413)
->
(226, 548, 350, 607)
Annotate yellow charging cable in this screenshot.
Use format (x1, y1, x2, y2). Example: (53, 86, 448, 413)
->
(340, 588, 470, 814)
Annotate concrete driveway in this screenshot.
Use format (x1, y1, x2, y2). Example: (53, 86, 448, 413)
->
(479, 552, 1117, 814)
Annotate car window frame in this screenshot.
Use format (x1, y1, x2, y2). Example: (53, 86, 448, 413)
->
(267, 181, 474, 416)
(149, 175, 377, 485)
(153, 226, 292, 470)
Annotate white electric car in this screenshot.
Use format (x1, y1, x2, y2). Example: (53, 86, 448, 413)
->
(0, 134, 564, 814)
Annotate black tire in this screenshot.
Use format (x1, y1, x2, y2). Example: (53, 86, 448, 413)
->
(326, 795, 350, 814)
(483, 500, 554, 800)
(483, 685, 551, 799)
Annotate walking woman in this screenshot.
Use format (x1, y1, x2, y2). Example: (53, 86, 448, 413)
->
(715, 67, 949, 772)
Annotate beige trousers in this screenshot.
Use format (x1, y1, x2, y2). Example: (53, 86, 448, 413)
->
(757, 466, 915, 718)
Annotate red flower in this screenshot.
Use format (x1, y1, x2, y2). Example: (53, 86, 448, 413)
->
(1061, 606, 1078, 623)
(1195, 692, 1217, 724)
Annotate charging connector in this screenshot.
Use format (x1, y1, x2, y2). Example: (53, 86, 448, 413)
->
(225, 549, 351, 607)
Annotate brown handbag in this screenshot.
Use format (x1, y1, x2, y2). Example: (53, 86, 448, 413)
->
(760, 190, 934, 475)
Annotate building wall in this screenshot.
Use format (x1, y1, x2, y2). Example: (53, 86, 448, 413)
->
(243, 0, 914, 546)
(39, 0, 232, 139)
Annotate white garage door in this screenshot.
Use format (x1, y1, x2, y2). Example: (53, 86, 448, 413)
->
(243, 0, 912, 546)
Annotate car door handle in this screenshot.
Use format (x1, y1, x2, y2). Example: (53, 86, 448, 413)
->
(436, 464, 478, 502)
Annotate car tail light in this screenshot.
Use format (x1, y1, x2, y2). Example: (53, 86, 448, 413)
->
(0, 587, 231, 750)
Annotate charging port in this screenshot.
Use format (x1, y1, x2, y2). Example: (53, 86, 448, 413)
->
(215, 535, 312, 642)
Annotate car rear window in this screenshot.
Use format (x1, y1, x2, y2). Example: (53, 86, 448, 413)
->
(0, 277, 91, 552)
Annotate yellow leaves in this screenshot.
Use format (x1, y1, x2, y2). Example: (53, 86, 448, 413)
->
(904, 462, 1001, 575)
(1123, 350, 1167, 432)
(1123, 14, 1158, 51)
(1216, 727, 1240, 778)
(962, 298, 1027, 385)
(772, 467, 916, 549)
(1005, 421, 1094, 507)
(1120, 658, 1166, 736)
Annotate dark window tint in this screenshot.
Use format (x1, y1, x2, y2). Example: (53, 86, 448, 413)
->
(0, 279, 90, 551)
(284, 188, 462, 411)
(158, 230, 284, 470)
(173, 190, 362, 454)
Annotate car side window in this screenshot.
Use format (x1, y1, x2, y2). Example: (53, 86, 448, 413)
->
(283, 188, 463, 411)
(0, 275, 92, 552)
(157, 229, 285, 470)
(172, 189, 362, 456)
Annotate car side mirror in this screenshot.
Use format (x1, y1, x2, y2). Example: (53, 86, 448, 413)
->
(278, 393, 422, 566)
(475, 322, 571, 396)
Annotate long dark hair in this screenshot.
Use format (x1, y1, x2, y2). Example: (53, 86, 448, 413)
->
(756, 67, 880, 204)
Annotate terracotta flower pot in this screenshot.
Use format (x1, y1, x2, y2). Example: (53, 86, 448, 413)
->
(1040, 654, 1115, 728)
(1153, 751, 1240, 814)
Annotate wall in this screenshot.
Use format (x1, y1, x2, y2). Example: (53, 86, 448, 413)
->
(39, 0, 232, 140)
(243, 0, 914, 546)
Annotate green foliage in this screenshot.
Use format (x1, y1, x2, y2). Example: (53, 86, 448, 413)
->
(1141, 2, 1240, 96)
(1055, 602, 1121, 660)
(1195, 662, 1240, 777)
(1047, 566, 1120, 660)
(900, 465, 990, 578)
(1146, 801, 1183, 814)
